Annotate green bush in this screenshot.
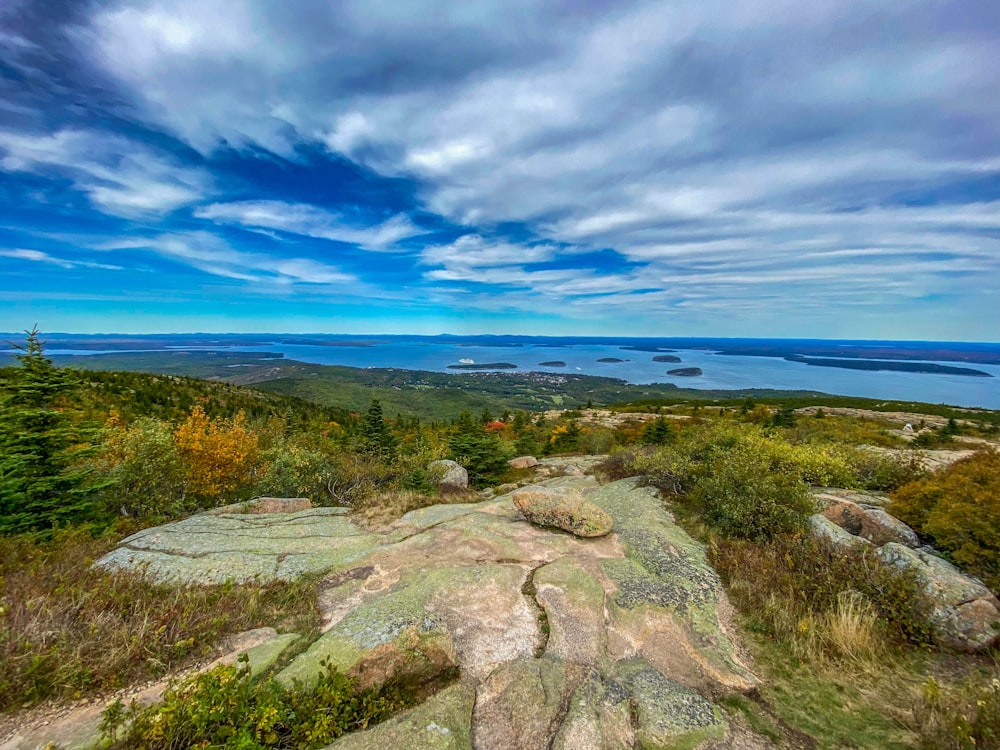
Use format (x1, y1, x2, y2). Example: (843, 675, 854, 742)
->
(694, 445, 814, 541)
(254, 443, 341, 504)
(889, 449, 1000, 591)
(96, 417, 188, 519)
(102, 658, 404, 750)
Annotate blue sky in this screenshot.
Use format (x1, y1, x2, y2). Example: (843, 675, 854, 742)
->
(0, 0, 998, 339)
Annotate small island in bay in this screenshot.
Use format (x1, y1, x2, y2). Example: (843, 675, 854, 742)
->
(447, 362, 518, 370)
(538, 361, 567, 367)
(597, 357, 627, 363)
(785, 356, 992, 377)
(668, 367, 703, 376)
(652, 354, 682, 363)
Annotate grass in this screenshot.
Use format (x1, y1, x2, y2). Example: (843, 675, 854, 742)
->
(0, 527, 319, 712)
(351, 488, 481, 528)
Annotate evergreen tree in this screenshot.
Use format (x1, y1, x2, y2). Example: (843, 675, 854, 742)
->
(360, 398, 397, 457)
(448, 410, 508, 487)
(0, 327, 98, 534)
(642, 416, 674, 445)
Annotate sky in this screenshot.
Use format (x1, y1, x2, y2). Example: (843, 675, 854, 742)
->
(0, 0, 998, 340)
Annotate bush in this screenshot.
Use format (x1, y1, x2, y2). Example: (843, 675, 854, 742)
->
(913, 677, 1000, 750)
(694, 446, 814, 541)
(102, 659, 405, 750)
(97, 416, 188, 519)
(174, 406, 263, 501)
(713, 533, 934, 660)
(889, 449, 1000, 591)
(254, 443, 341, 504)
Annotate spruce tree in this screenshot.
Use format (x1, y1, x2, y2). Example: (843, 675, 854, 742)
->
(360, 398, 397, 457)
(0, 327, 97, 534)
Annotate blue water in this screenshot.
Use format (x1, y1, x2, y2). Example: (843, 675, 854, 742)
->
(37, 339, 997, 409)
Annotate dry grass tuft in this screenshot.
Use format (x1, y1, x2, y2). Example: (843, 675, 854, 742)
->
(352, 489, 481, 529)
(0, 527, 318, 712)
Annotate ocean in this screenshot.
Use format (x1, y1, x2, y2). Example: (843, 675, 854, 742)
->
(34, 336, 1000, 409)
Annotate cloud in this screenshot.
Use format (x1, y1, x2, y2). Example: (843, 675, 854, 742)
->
(195, 200, 423, 251)
(0, 129, 208, 215)
(0, 247, 123, 270)
(107, 232, 355, 285)
(1, 0, 998, 337)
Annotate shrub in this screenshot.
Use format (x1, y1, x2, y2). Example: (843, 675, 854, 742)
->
(712, 533, 934, 660)
(254, 443, 340, 504)
(174, 406, 263, 501)
(889, 449, 1000, 591)
(913, 677, 1000, 750)
(102, 659, 405, 750)
(693, 442, 814, 541)
(96, 416, 188, 519)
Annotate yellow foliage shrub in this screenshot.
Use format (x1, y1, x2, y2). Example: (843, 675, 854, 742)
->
(174, 406, 263, 499)
(890, 449, 1000, 591)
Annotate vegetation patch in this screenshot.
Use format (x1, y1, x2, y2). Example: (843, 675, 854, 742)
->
(889, 449, 1000, 591)
(101, 658, 410, 750)
(0, 528, 318, 712)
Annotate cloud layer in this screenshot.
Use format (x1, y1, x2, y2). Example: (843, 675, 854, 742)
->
(0, 0, 997, 337)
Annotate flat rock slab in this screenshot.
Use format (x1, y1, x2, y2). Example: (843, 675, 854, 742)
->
(96, 477, 758, 749)
(96, 507, 379, 584)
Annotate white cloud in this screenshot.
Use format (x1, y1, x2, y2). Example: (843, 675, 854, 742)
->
(114, 232, 355, 285)
(0, 247, 123, 270)
(195, 200, 423, 251)
(0, 129, 207, 215)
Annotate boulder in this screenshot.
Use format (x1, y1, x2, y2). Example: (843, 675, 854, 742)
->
(877, 543, 1000, 651)
(429, 459, 469, 492)
(820, 499, 866, 535)
(809, 514, 872, 551)
(859, 508, 921, 547)
(511, 487, 613, 538)
(508, 455, 539, 469)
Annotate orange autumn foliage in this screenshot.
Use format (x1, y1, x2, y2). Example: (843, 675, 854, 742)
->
(173, 406, 262, 498)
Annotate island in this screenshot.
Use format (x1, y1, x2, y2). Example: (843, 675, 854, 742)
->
(597, 357, 627, 363)
(447, 362, 519, 370)
(786, 356, 992, 377)
(668, 367, 703, 377)
(652, 355, 682, 363)
(538, 361, 567, 367)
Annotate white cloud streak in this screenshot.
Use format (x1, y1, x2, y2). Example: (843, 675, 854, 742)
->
(195, 201, 423, 251)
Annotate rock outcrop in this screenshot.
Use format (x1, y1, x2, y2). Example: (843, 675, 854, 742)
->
(92, 476, 759, 749)
(810, 489, 1000, 652)
(508, 455, 539, 469)
(428, 459, 469, 492)
(877, 543, 1000, 652)
(511, 486, 613, 538)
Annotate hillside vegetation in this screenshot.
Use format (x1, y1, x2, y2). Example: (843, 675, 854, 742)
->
(2, 330, 999, 749)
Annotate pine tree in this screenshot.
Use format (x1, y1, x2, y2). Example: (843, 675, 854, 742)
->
(642, 416, 674, 445)
(448, 410, 507, 487)
(0, 327, 98, 534)
(360, 399, 397, 457)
